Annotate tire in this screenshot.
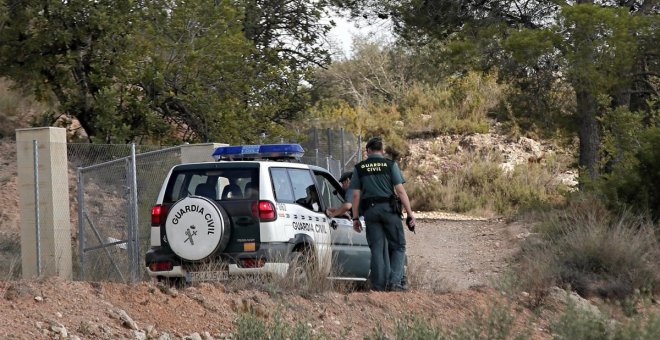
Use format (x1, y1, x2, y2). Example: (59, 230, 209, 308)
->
(286, 251, 317, 289)
(164, 196, 231, 261)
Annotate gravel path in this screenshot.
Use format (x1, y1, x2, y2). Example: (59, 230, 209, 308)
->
(406, 215, 518, 290)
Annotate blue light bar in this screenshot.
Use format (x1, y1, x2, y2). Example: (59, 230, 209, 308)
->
(212, 144, 305, 161)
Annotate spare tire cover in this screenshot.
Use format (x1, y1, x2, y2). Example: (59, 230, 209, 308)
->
(165, 196, 229, 261)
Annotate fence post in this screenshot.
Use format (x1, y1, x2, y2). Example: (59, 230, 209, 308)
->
(32, 140, 41, 276)
(129, 143, 140, 282)
(125, 158, 134, 282)
(326, 128, 332, 158)
(340, 128, 345, 172)
(77, 168, 85, 280)
(358, 135, 362, 162)
(16, 127, 72, 279)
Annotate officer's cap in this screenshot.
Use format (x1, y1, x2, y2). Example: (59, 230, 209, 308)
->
(339, 171, 353, 182)
(366, 136, 383, 150)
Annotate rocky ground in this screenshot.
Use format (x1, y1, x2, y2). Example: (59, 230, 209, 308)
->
(0, 215, 542, 340)
(1, 136, 654, 339)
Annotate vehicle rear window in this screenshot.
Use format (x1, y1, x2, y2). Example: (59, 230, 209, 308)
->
(164, 167, 259, 203)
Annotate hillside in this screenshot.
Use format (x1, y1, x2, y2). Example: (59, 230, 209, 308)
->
(1, 136, 658, 339)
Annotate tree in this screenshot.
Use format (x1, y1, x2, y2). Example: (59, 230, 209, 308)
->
(0, 0, 335, 143)
(0, 0, 158, 142)
(334, 1, 660, 182)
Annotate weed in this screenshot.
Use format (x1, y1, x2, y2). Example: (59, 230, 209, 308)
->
(393, 315, 445, 340)
(234, 310, 323, 340)
(515, 195, 659, 301)
(407, 148, 568, 217)
(406, 258, 455, 294)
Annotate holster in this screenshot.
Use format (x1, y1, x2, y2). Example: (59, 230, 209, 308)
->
(390, 195, 403, 217)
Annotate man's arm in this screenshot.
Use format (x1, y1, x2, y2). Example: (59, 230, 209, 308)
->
(326, 202, 352, 218)
(351, 189, 362, 232)
(394, 184, 415, 226)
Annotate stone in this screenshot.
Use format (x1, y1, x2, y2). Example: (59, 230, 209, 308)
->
(158, 333, 172, 340)
(34, 296, 43, 302)
(134, 330, 147, 340)
(51, 324, 68, 338)
(202, 331, 214, 340)
(185, 332, 202, 340)
(118, 309, 139, 330)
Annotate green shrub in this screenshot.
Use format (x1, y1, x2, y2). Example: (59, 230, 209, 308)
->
(516, 196, 659, 300)
(596, 104, 660, 223)
(552, 301, 660, 340)
(234, 311, 321, 340)
(407, 150, 568, 216)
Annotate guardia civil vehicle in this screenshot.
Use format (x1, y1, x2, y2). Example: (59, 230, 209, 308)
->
(145, 144, 370, 285)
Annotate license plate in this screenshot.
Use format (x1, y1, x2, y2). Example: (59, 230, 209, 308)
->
(186, 270, 228, 283)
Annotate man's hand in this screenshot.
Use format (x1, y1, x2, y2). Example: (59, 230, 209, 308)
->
(325, 208, 336, 217)
(352, 219, 362, 233)
(406, 215, 416, 233)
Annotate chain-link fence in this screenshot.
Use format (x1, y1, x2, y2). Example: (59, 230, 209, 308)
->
(69, 144, 181, 282)
(293, 128, 362, 178)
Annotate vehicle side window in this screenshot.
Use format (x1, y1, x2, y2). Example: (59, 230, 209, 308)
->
(288, 168, 320, 212)
(314, 173, 344, 211)
(270, 168, 294, 202)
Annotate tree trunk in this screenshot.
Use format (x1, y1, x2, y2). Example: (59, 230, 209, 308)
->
(575, 89, 600, 181)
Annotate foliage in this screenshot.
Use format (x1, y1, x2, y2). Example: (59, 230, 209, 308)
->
(406, 150, 569, 216)
(518, 195, 659, 300)
(365, 304, 523, 339)
(310, 40, 503, 154)
(0, 0, 333, 143)
(334, 0, 660, 184)
(234, 311, 322, 340)
(0, 78, 50, 139)
(553, 301, 660, 340)
(596, 103, 660, 220)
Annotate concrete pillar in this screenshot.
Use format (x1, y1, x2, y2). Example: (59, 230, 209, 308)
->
(180, 143, 227, 163)
(16, 127, 72, 279)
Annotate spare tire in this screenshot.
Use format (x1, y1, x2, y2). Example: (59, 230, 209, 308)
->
(165, 196, 231, 261)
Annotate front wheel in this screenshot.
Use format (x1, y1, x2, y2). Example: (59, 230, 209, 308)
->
(285, 252, 317, 289)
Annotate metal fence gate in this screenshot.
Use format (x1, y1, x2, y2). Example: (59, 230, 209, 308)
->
(72, 145, 181, 282)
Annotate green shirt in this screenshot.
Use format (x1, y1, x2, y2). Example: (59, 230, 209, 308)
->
(350, 154, 405, 199)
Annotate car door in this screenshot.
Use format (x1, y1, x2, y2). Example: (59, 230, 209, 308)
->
(313, 171, 370, 280)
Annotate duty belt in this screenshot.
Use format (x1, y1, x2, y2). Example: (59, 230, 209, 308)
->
(363, 196, 391, 207)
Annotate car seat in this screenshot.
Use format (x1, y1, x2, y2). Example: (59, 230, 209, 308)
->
(244, 182, 259, 199)
(221, 183, 242, 199)
(194, 183, 217, 199)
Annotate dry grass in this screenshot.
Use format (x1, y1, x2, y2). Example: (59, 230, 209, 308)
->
(187, 250, 354, 296)
(407, 149, 569, 217)
(515, 195, 660, 301)
(406, 258, 455, 294)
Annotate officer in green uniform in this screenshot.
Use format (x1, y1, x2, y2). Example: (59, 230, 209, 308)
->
(350, 137, 416, 291)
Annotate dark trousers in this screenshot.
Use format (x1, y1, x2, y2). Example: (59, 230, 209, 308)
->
(364, 202, 406, 291)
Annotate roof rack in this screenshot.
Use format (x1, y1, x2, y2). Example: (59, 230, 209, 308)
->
(212, 144, 304, 161)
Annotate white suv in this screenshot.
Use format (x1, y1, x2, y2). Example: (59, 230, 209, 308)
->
(145, 144, 370, 285)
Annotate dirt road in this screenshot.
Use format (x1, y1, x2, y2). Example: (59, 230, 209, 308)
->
(407, 214, 519, 290)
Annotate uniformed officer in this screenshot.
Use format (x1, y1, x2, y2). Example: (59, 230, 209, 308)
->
(350, 137, 416, 291)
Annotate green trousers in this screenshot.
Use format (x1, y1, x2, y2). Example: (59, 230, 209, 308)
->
(364, 202, 406, 291)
